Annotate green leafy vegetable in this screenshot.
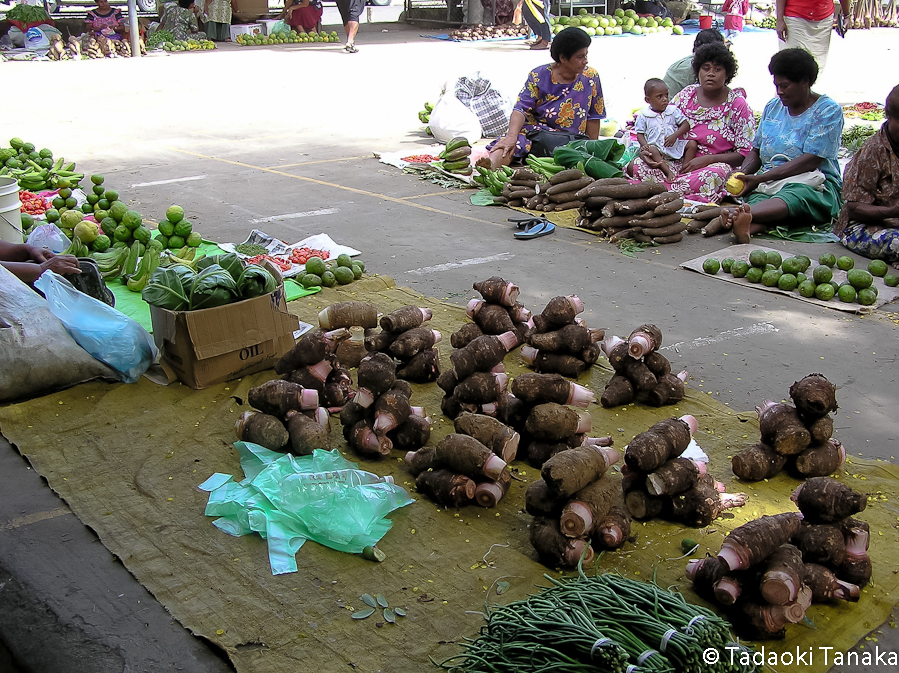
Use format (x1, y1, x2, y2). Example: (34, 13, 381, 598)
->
(352, 608, 375, 619)
(554, 139, 626, 179)
(237, 264, 277, 299)
(142, 267, 192, 311)
(196, 253, 244, 282)
(187, 264, 238, 310)
(361, 594, 376, 608)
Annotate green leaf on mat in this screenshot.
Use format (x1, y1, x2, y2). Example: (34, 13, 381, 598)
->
(383, 608, 396, 623)
(393, 607, 406, 617)
(352, 608, 375, 620)
(361, 593, 376, 607)
(470, 188, 501, 207)
(376, 593, 388, 608)
(757, 224, 840, 244)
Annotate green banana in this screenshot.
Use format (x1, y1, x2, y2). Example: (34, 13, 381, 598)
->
(442, 146, 472, 162)
(448, 166, 473, 176)
(127, 248, 160, 292)
(442, 158, 471, 172)
(124, 241, 141, 277)
(52, 157, 64, 171)
(444, 137, 471, 153)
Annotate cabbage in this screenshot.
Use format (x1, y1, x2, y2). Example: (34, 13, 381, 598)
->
(188, 264, 238, 310)
(142, 267, 192, 311)
(237, 264, 277, 299)
(196, 253, 244, 282)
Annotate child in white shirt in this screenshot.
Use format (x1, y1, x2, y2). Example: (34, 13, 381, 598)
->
(634, 78, 696, 180)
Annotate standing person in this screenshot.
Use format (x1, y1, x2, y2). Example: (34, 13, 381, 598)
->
(487, 27, 604, 168)
(521, 0, 551, 50)
(662, 28, 724, 98)
(835, 85, 899, 269)
(203, 0, 236, 41)
(776, 0, 850, 70)
(335, 0, 362, 53)
(722, 0, 749, 41)
(85, 0, 125, 39)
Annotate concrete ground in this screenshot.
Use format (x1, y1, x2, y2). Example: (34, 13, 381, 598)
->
(1, 22, 898, 672)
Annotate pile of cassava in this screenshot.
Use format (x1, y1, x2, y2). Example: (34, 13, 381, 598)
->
(688, 477, 870, 639)
(623, 415, 748, 527)
(682, 203, 724, 235)
(339, 353, 431, 458)
(525, 436, 629, 568)
(732, 374, 844, 481)
(457, 276, 533, 349)
(575, 179, 687, 244)
(600, 324, 688, 408)
(364, 305, 443, 383)
(499, 168, 594, 212)
(404, 414, 514, 508)
(521, 295, 605, 379)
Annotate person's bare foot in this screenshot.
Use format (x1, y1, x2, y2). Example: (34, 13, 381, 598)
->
(731, 203, 753, 244)
(660, 161, 676, 181)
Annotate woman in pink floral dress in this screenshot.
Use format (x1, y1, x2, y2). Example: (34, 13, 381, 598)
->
(629, 42, 755, 203)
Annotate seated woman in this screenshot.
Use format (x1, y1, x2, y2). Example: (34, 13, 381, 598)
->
(835, 85, 899, 269)
(711, 48, 844, 243)
(159, 0, 206, 41)
(629, 42, 755, 203)
(279, 0, 323, 34)
(487, 26, 604, 168)
(0, 240, 80, 285)
(85, 0, 125, 39)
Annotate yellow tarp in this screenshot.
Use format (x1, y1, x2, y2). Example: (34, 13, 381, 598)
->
(0, 276, 897, 673)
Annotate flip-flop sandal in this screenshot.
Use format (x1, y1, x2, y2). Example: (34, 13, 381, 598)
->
(508, 216, 545, 230)
(514, 222, 555, 240)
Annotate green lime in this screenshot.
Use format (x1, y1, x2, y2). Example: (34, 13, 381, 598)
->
(353, 260, 365, 272)
(173, 220, 192, 238)
(721, 257, 735, 273)
(781, 257, 802, 275)
(836, 256, 855, 271)
(166, 205, 184, 224)
(847, 268, 873, 290)
(186, 232, 202, 247)
(301, 273, 322, 288)
(746, 267, 764, 283)
(109, 201, 128, 222)
(100, 217, 117, 237)
(158, 219, 175, 237)
(815, 283, 835, 301)
(796, 255, 811, 272)
(812, 265, 833, 284)
(104, 189, 119, 202)
(731, 260, 750, 278)
(334, 266, 354, 285)
(351, 263, 363, 279)
(320, 270, 336, 287)
(867, 259, 888, 277)
(52, 197, 66, 209)
(336, 253, 353, 268)
(123, 210, 143, 230)
(702, 258, 720, 274)
(305, 256, 327, 276)
(749, 249, 768, 268)
(761, 269, 782, 287)
(857, 287, 877, 305)
(91, 174, 104, 185)
(92, 184, 105, 196)
(45, 208, 60, 223)
(81, 203, 93, 214)
(884, 274, 899, 287)
(97, 198, 110, 211)
(65, 197, 77, 209)
(86, 193, 99, 205)
(838, 285, 857, 302)
(765, 251, 782, 268)
(818, 252, 837, 267)
(798, 280, 817, 298)
(167, 235, 185, 249)
(777, 273, 798, 291)
(796, 272, 807, 284)
(58, 187, 72, 199)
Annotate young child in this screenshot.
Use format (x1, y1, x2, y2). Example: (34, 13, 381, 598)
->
(722, 0, 750, 41)
(634, 78, 696, 181)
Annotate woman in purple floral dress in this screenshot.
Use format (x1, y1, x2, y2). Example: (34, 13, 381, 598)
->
(488, 27, 605, 168)
(629, 42, 755, 203)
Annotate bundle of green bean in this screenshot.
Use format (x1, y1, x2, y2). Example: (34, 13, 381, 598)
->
(436, 573, 759, 673)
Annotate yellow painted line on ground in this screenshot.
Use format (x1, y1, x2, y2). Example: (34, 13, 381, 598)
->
(264, 156, 369, 169)
(0, 508, 70, 532)
(400, 191, 456, 200)
(168, 147, 677, 267)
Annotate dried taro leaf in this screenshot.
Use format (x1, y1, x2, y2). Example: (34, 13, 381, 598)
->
(393, 608, 406, 617)
(383, 608, 396, 624)
(352, 608, 375, 620)
(376, 594, 388, 608)
(361, 593, 376, 608)
(496, 581, 511, 595)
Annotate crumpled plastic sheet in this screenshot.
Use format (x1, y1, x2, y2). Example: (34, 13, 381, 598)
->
(199, 443, 414, 575)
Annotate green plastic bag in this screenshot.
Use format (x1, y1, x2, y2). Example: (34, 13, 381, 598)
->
(554, 139, 627, 179)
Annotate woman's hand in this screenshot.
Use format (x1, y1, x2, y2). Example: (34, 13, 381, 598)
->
(27, 245, 55, 264)
(493, 136, 517, 159)
(681, 155, 716, 173)
(40, 254, 81, 276)
(735, 173, 762, 197)
(776, 17, 788, 42)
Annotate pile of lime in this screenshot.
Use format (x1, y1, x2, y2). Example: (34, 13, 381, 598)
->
(296, 254, 365, 289)
(703, 249, 897, 306)
(155, 205, 202, 250)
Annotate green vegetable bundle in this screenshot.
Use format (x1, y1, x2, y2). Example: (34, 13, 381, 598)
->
(437, 572, 759, 673)
(147, 29, 175, 48)
(7, 4, 50, 23)
(554, 139, 626, 179)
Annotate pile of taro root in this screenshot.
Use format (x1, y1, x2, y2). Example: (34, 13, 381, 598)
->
(687, 477, 871, 639)
(448, 23, 529, 41)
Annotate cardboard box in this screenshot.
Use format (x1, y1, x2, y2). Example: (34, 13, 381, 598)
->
(232, 0, 269, 22)
(258, 19, 281, 34)
(229, 23, 264, 40)
(149, 278, 299, 390)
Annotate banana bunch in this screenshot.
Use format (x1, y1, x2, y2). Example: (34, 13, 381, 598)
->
(63, 236, 91, 258)
(91, 246, 131, 280)
(126, 247, 161, 292)
(159, 245, 201, 270)
(0, 157, 83, 191)
(418, 101, 434, 125)
(438, 137, 473, 176)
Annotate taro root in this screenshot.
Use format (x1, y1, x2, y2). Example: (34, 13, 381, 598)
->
(624, 416, 696, 473)
(732, 442, 788, 481)
(235, 411, 289, 451)
(560, 477, 617, 538)
(593, 506, 631, 551)
(529, 517, 594, 569)
(434, 433, 506, 481)
(318, 301, 378, 329)
(526, 324, 604, 355)
(760, 544, 806, 605)
(388, 327, 441, 360)
(453, 411, 519, 462)
(791, 476, 867, 523)
(285, 409, 331, 456)
(803, 563, 859, 603)
(372, 386, 413, 434)
(348, 419, 391, 457)
(453, 372, 509, 405)
(524, 478, 566, 517)
(525, 403, 592, 443)
(472, 276, 519, 306)
(757, 401, 811, 456)
(450, 322, 484, 349)
(791, 438, 845, 478)
(275, 328, 348, 374)
(387, 415, 431, 452)
(404, 446, 437, 475)
(792, 521, 847, 567)
(395, 348, 441, 383)
(415, 470, 475, 507)
(718, 512, 802, 571)
(474, 470, 511, 508)
(248, 379, 320, 418)
(510, 372, 594, 408)
(355, 352, 397, 408)
(450, 332, 518, 380)
(468, 299, 515, 335)
(380, 306, 432, 333)
(789, 373, 838, 420)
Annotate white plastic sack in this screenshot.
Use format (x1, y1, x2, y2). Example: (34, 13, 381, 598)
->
(7, 26, 25, 48)
(24, 27, 50, 51)
(26, 223, 70, 254)
(0, 265, 117, 402)
(429, 87, 482, 145)
(33, 271, 157, 383)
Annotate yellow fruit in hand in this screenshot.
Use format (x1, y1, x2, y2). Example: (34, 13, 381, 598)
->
(726, 172, 745, 195)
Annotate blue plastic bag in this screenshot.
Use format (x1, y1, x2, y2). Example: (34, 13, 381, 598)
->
(34, 271, 157, 383)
